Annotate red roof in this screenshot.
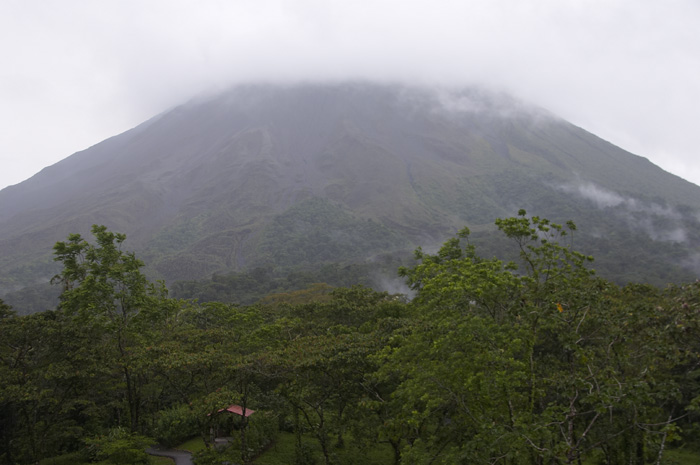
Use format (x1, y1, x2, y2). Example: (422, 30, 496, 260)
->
(218, 404, 255, 417)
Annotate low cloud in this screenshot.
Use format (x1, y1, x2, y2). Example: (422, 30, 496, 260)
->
(635, 218, 687, 243)
(430, 87, 556, 125)
(371, 273, 416, 301)
(557, 181, 687, 243)
(682, 253, 700, 276)
(559, 181, 680, 217)
(561, 182, 626, 209)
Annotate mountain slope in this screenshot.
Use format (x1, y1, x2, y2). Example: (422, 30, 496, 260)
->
(2, 82, 699, 307)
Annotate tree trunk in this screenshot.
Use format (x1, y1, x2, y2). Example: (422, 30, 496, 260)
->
(124, 365, 139, 432)
(390, 438, 402, 465)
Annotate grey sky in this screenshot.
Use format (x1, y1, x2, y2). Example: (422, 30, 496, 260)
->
(1, 0, 699, 190)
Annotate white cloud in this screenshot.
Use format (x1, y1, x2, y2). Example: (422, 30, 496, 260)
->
(558, 180, 688, 242)
(571, 183, 626, 209)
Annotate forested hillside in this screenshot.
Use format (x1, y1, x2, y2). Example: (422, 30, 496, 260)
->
(3, 83, 700, 314)
(2, 212, 700, 465)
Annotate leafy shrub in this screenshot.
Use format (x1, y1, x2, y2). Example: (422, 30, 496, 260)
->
(192, 447, 232, 465)
(294, 442, 317, 465)
(154, 403, 200, 447)
(245, 411, 279, 455)
(84, 427, 153, 465)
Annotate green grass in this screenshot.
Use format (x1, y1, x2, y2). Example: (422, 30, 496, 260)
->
(187, 431, 394, 465)
(250, 432, 296, 464)
(36, 439, 700, 465)
(580, 447, 700, 465)
(39, 451, 173, 465)
(663, 448, 700, 465)
(151, 456, 174, 465)
(176, 436, 207, 453)
(38, 451, 86, 465)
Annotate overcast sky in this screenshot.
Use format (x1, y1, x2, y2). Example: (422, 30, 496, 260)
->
(1, 0, 699, 190)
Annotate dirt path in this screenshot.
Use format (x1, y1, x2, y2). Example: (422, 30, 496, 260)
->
(146, 446, 195, 465)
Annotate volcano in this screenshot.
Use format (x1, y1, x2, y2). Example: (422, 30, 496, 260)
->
(2, 82, 699, 311)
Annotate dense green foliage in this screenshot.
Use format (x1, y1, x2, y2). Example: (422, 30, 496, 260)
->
(170, 261, 397, 305)
(2, 214, 700, 464)
(255, 197, 408, 268)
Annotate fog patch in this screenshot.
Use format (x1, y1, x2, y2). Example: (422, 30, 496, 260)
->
(558, 182, 625, 208)
(645, 202, 682, 220)
(558, 181, 681, 218)
(681, 253, 700, 277)
(664, 228, 687, 242)
(557, 180, 688, 243)
(635, 218, 687, 243)
(437, 89, 496, 114)
(371, 273, 416, 301)
(432, 87, 556, 123)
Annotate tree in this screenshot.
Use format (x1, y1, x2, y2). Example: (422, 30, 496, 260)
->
(0, 308, 111, 463)
(0, 299, 14, 319)
(384, 211, 689, 464)
(270, 287, 407, 465)
(52, 225, 169, 432)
